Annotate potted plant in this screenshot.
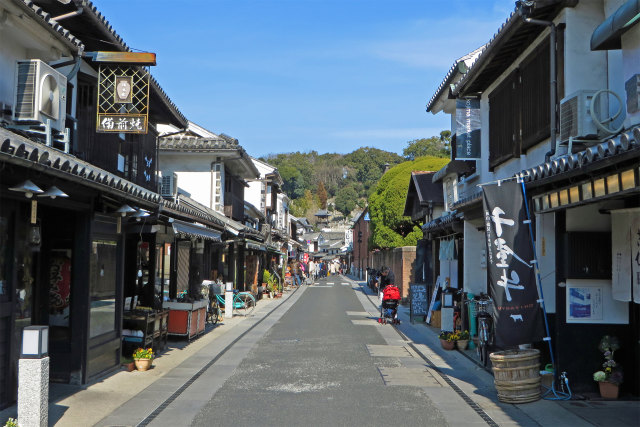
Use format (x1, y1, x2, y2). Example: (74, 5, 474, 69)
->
(133, 347, 154, 371)
(262, 270, 272, 297)
(456, 330, 470, 350)
(121, 356, 135, 372)
(439, 331, 456, 350)
(593, 335, 623, 399)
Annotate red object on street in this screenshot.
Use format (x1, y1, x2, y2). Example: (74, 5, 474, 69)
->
(383, 285, 400, 301)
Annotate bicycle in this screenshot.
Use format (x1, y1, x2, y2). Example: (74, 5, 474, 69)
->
(233, 291, 256, 316)
(213, 291, 256, 317)
(469, 295, 493, 367)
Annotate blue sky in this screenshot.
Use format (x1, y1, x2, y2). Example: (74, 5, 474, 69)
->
(92, 0, 515, 157)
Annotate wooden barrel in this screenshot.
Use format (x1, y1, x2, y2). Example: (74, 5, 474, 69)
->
(490, 349, 541, 403)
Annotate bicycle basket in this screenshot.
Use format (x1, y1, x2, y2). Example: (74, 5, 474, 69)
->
(470, 299, 493, 315)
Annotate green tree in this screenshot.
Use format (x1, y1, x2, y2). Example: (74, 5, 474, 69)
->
(334, 186, 358, 216)
(403, 131, 451, 160)
(317, 182, 328, 209)
(368, 156, 449, 249)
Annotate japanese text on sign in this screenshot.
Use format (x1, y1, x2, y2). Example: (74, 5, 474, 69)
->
(97, 114, 147, 133)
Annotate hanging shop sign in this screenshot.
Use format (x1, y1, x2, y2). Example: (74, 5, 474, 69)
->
(90, 51, 156, 134)
(482, 180, 543, 347)
(455, 98, 481, 160)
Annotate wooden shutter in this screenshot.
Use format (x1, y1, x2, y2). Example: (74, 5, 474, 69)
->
(521, 40, 551, 151)
(489, 71, 519, 170)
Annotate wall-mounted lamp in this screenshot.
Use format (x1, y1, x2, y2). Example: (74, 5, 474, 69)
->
(115, 204, 136, 216)
(131, 209, 150, 221)
(38, 186, 69, 199)
(9, 180, 43, 198)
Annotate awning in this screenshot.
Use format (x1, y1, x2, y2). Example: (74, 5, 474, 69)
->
(591, 0, 640, 51)
(245, 241, 265, 251)
(432, 160, 475, 183)
(172, 220, 222, 241)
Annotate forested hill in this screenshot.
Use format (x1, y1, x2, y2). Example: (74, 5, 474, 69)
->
(259, 132, 451, 223)
(260, 147, 403, 219)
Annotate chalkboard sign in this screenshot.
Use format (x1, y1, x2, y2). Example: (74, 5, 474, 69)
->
(410, 284, 428, 322)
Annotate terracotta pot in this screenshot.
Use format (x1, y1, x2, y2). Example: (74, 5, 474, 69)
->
(123, 362, 135, 372)
(134, 358, 153, 372)
(440, 339, 455, 350)
(457, 339, 469, 350)
(598, 381, 619, 399)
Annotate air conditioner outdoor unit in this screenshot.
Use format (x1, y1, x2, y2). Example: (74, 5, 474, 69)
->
(13, 59, 67, 131)
(559, 90, 598, 142)
(161, 173, 178, 198)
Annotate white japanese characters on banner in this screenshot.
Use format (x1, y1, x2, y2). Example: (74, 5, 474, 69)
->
(482, 181, 543, 347)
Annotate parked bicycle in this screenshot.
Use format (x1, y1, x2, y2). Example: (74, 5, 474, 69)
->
(469, 294, 494, 367)
(212, 290, 256, 317)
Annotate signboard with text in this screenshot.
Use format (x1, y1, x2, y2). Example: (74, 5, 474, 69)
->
(455, 99, 481, 160)
(482, 181, 543, 347)
(96, 59, 151, 134)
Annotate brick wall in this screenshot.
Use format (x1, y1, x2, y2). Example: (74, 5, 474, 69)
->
(371, 246, 416, 302)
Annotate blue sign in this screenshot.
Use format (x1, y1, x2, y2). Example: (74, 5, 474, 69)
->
(363, 213, 370, 221)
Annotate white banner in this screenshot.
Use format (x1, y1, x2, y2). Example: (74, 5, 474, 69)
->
(611, 208, 640, 303)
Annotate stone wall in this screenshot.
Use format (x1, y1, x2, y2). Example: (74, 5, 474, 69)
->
(371, 246, 416, 301)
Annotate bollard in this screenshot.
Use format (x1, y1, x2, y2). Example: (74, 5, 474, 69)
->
(18, 326, 49, 427)
(225, 282, 234, 319)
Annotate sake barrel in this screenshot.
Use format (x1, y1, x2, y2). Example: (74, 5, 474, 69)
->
(490, 349, 541, 403)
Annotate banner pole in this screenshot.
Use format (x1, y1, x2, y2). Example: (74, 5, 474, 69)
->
(520, 181, 556, 369)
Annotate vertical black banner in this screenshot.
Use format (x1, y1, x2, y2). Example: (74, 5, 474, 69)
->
(482, 181, 543, 348)
(455, 99, 481, 160)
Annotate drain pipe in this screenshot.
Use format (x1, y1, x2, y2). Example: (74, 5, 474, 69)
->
(518, 2, 557, 162)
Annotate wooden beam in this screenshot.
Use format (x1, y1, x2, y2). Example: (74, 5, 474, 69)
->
(88, 51, 156, 65)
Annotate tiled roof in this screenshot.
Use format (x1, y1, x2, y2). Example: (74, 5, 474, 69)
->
(421, 211, 463, 233)
(31, 0, 187, 127)
(517, 127, 640, 184)
(18, 0, 84, 51)
(1, 126, 160, 205)
(425, 45, 485, 112)
(450, 1, 567, 97)
(158, 135, 237, 151)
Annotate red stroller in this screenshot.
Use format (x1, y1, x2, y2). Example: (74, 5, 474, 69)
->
(379, 285, 401, 324)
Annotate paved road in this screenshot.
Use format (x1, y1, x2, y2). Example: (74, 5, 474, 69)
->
(191, 276, 447, 426)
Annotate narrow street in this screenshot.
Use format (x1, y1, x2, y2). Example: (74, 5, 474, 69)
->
(191, 276, 447, 426)
(92, 276, 583, 427)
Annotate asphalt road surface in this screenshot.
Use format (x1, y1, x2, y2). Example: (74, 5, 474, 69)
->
(191, 276, 448, 427)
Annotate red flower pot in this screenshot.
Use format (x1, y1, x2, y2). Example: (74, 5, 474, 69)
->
(598, 381, 619, 399)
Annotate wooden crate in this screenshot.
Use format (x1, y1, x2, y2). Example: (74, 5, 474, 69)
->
(430, 310, 441, 328)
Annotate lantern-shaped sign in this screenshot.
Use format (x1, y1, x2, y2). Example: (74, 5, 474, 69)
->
(91, 51, 156, 134)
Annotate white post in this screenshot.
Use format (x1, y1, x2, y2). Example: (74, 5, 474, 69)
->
(18, 357, 49, 427)
(225, 282, 234, 319)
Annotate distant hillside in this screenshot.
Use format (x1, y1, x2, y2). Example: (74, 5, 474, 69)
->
(260, 134, 451, 226)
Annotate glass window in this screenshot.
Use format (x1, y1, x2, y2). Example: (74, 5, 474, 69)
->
(89, 239, 118, 338)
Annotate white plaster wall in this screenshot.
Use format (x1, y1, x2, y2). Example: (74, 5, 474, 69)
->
(536, 212, 556, 313)
(175, 171, 212, 207)
(566, 203, 611, 232)
(245, 180, 262, 210)
(159, 153, 221, 209)
(463, 220, 487, 295)
(454, 2, 614, 201)
(0, 3, 75, 110)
